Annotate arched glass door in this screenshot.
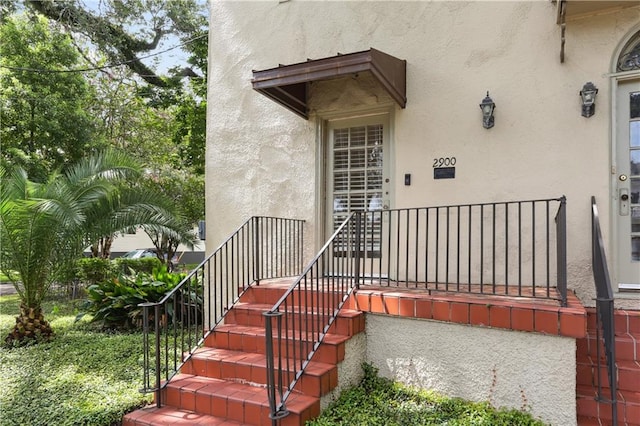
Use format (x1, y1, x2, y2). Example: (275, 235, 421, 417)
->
(615, 31, 640, 290)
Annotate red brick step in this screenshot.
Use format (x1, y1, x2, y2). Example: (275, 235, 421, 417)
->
(224, 302, 365, 336)
(180, 347, 338, 397)
(123, 405, 243, 425)
(242, 282, 348, 308)
(161, 373, 320, 425)
(123, 280, 361, 426)
(205, 324, 349, 365)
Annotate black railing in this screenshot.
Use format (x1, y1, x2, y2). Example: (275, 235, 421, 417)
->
(264, 212, 362, 421)
(358, 197, 567, 305)
(263, 197, 568, 421)
(591, 196, 618, 425)
(140, 216, 304, 407)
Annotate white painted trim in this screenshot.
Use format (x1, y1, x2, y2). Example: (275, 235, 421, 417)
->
(610, 25, 640, 293)
(314, 119, 327, 253)
(313, 106, 396, 252)
(610, 22, 640, 74)
(619, 283, 640, 291)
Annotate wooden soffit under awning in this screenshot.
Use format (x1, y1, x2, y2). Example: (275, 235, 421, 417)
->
(555, 0, 639, 62)
(555, 0, 638, 23)
(251, 48, 407, 119)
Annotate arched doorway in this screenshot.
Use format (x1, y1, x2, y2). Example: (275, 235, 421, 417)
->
(613, 28, 640, 291)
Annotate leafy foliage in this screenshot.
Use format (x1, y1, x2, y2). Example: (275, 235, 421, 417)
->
(24, 0, 207, 87)
(139, 169, 202, 263)
(75, 258, 116, 288)
(80, 266, 185, 330)
(307, 363, 546, 426)
(75, 257, 162, 288)
(0, 14, 102, 181)
(0, 150, 197, 343)
(1, 3, 207, 265)
(0, 295, 151, 426)
(114, 257, 163, 276)
(172, 94, 207, 174)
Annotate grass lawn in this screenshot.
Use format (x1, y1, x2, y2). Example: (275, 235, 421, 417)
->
(0, 295, 151, 426)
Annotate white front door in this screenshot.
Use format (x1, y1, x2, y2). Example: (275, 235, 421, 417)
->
(327, 114, 390, 259)
(615, 79, 640, 290)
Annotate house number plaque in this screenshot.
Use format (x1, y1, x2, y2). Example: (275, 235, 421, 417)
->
(433, 157, 456, 179)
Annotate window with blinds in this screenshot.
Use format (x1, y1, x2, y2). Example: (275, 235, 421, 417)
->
(332, 123, 384, 257)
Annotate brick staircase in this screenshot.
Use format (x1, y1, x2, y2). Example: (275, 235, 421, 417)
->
(122, 282, 365, 425)
(576, 308, 640, 426)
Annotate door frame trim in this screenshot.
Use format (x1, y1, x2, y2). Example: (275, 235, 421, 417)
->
(313, 105, 395, 253)
(609, 24, 640, 291)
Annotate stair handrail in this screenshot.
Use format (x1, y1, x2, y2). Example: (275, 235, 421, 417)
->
(139, 216, 304, 408)
(263, 196, 569, 421)
(264, 212, 362, 421)
(591, 196, 618, 425)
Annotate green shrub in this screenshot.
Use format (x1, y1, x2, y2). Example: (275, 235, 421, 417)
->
(76, 258, 116, 287)
(307, 363, 547, 426)
(115, 257, 162, 275)
(79, 266, 186, 329)
(76, 257, 165, 286)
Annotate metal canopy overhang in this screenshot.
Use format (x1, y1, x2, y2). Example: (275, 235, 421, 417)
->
(251, 48, 407, 119)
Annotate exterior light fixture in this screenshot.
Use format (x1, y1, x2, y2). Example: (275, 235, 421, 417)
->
(580, 82, 598, 118)
(479, 91, 495, 129)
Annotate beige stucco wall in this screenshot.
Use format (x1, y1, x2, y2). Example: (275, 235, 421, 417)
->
(206, 1, 640, 303)
(365, 314, 576, 426)
(320, 332, 367, 410)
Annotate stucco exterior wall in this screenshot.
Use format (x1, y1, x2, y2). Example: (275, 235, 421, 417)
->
(365, 314, 576, 426)
(320, 332, 367, 410)
(206, 1, 640, 302)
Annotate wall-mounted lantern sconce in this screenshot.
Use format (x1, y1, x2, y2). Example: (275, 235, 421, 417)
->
(580, 82, 598, 118)
(479, 91, 495, 129)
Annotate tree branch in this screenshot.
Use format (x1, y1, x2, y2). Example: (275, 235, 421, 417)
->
(26, 0, 169, 87)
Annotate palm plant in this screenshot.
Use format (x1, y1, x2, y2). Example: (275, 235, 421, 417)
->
(0, 150, 196, 344)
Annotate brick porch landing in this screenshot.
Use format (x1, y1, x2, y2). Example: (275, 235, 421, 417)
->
(350, 284, 586, 338)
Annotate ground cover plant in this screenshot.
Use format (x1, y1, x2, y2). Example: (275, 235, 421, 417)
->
(0, 295, 151, 426)
(307, 363, 547, 426)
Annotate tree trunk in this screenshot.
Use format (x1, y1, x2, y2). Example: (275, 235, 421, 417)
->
(5, 304, 54, 345)
(101, 235, 113, 259)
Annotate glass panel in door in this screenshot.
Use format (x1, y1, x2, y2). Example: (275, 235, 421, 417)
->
(329, 116, 389, 264)
(616, 81, 640, 290)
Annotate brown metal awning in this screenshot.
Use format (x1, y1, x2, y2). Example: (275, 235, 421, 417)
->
(252, 48, 406, 119)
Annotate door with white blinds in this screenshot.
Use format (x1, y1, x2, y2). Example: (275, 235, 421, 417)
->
(328, 115, 390, 259)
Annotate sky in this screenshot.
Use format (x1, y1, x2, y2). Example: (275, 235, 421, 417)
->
(81, 0, 208, 75)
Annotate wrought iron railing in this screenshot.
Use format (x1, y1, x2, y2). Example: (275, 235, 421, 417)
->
(139, 216, 304, 407)
(357, 197, 567, 305)
(264, 212, 362, 421)
(264, 197, 568, 420)
(591, 196, 618, 425)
